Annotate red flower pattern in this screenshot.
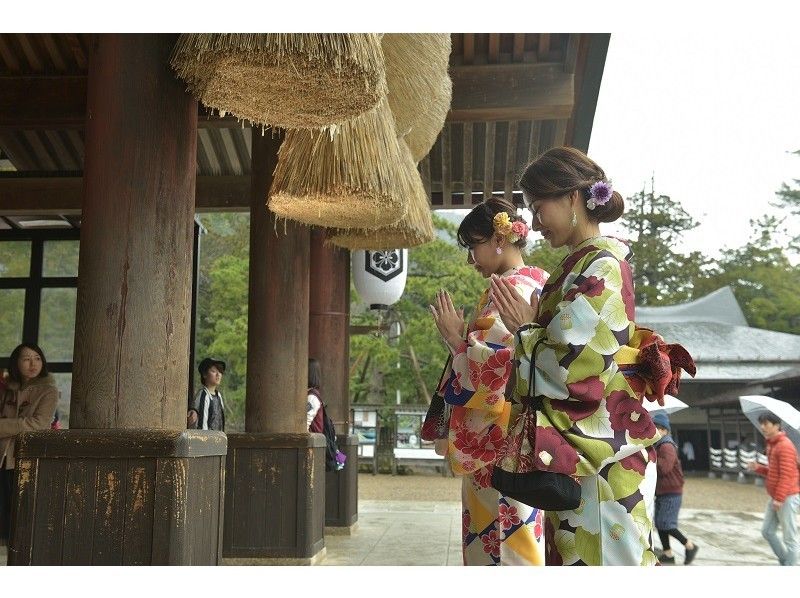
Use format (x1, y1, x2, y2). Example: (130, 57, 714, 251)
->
(481, 529, 501, 558)
(452, 372, 464, 396)
(564, 275, 605, 302)
(462, 510, 471, 539)
(479, 348, 512, 391)
(498, 503, 521, 530)
(533, 510, 544, 540)
(606, 390, 656, 439)
(462, 425, 504, 464)
(534, 426, 580, 475)
(619, 451, 647, 475)
(472, 465, 493, 489)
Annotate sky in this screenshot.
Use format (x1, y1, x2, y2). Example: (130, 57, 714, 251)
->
(439, 30, 800, 260)
(588, 31, 800, 259)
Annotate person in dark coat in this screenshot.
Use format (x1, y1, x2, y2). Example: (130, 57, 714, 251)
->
(653, 411, 698, 565)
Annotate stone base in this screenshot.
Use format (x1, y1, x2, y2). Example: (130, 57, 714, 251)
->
(325, 434, 359, 529)
(325, 522, 359, 536)
(223, 433, 325, 560)
(223, 546, 326, 566)
(9, 429, 227, 565)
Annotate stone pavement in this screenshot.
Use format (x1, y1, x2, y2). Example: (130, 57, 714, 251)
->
(1, 501, 795, 566)
(320, 500, 793, 566)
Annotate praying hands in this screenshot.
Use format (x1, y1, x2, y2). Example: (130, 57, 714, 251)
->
(489, 274, 539, 332)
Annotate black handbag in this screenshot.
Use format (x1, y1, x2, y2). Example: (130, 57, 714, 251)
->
(420, 356, 453, 441)
(490, 332, 581, 511)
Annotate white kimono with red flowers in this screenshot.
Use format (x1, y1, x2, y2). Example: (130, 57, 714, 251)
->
(442, 265, 549, 566)
(443, 265, 549, 477)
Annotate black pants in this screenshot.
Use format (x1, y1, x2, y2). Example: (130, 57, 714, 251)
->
(0, 468, 16, 543)
(658, 528, 688, 550)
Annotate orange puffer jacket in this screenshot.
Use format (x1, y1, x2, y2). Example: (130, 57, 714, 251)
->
(754, 432, 800, 503)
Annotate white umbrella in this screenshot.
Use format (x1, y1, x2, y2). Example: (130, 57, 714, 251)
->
(644, 394, 689, 415)
(739, 395, 800, 453)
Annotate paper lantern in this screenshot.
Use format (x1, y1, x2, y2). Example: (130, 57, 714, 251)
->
(351, 248, 408, 309)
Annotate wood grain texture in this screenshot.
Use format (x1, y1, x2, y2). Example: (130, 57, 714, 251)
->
(70, 34, 196, 430)
(246, 130, 310, 434)
(309, 229, 350, 431)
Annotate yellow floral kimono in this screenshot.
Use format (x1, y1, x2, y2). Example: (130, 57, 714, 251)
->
(441, 265, 549, 565)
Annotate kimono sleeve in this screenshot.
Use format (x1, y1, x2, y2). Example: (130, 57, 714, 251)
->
(444, 275, 539, 413)
(516, 253, 634, 405)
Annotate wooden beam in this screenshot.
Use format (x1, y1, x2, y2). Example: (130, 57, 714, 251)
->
(537, 34, 551, 59)
(463, 121, 473, 199)
(463, 33, 475, 65)
(0, 75, 247, 131)
(488, 34, 500, 63)
(528, 120, 542, 162)
(504, 120, 518, 202)
(0, 175, 251, 214)
(447, 64, 574, 122)
(512, 34, 525, 62)
(483, 121, 495, 198)
(419, 154, 432, 200)
(441, 123, 451, 206)
(0, 75, 86, 129)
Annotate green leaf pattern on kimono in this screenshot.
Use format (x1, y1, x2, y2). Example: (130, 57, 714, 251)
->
(575, 527, 602, 566)
(513, 237, 659, 477)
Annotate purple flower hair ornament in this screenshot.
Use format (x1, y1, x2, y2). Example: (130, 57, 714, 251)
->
(586, 180, 613, 210)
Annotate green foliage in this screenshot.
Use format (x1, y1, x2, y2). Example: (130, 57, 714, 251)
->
(194, 213, 250, 431)
(692, 216, 800, 334)
(772, 149, 800, 253)
(621, 183, 711, 305)
(525, 239, 568, 275)
(350, 214, 486, 405)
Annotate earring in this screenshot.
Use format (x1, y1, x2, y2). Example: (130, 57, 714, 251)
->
(571, 210, 577, 228)
(496, 247, 502, 255)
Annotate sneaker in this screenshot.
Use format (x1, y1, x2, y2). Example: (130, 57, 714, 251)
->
(659, 554, 675, 565)
(684, 544, 699, 565)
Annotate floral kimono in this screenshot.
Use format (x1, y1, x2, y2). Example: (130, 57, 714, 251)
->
(504, 236, 694, 566)
(442, 265, 549, 566)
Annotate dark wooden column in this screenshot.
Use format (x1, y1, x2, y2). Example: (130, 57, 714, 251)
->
(245, 132, 309, 434)
(309, 229, 358, 533)
(70, 34, 195, 430)
(222, 131, 325, 564)
(9, 34, 226, 566)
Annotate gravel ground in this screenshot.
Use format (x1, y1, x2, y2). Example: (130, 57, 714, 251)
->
(358, 472, 770, 513)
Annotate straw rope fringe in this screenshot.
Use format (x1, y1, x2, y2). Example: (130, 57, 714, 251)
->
(170, 33, 387, 129)
(327, 140, 435, 250)
(383, 33, 453, 162)
(268, 97, 408, 229)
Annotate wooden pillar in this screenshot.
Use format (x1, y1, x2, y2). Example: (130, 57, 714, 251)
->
(222, 131, 325, 564)
(10, 34, 226, 566)
(309, 229, 357, 533)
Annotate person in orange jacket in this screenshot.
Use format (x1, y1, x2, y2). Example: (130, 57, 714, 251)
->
(747, 412, 799, 566)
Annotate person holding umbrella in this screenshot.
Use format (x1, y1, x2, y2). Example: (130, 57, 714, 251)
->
(747, 411, 799, 566)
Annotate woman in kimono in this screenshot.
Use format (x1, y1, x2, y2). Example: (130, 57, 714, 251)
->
(430, 196, 549, 566)
(490, 147, 694, 566)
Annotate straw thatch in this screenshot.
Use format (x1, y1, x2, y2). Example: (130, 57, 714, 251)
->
(327, 140, 435, 250)
(170, 33, 387, 129)
(268, 97, 409, 229)
(382, 33, 453, 162)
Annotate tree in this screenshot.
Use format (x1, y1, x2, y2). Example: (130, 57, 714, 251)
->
(692, 215, 800, 334)
(349, 215, 486, 406)
(194, 213, 250, 430)
(772, 149, 800, 253)
(621, 181, 710, 305)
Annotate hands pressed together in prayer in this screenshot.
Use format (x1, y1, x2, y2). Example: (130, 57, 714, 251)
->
(489, 274, 539, 333)
(429, 289, 465, 353)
